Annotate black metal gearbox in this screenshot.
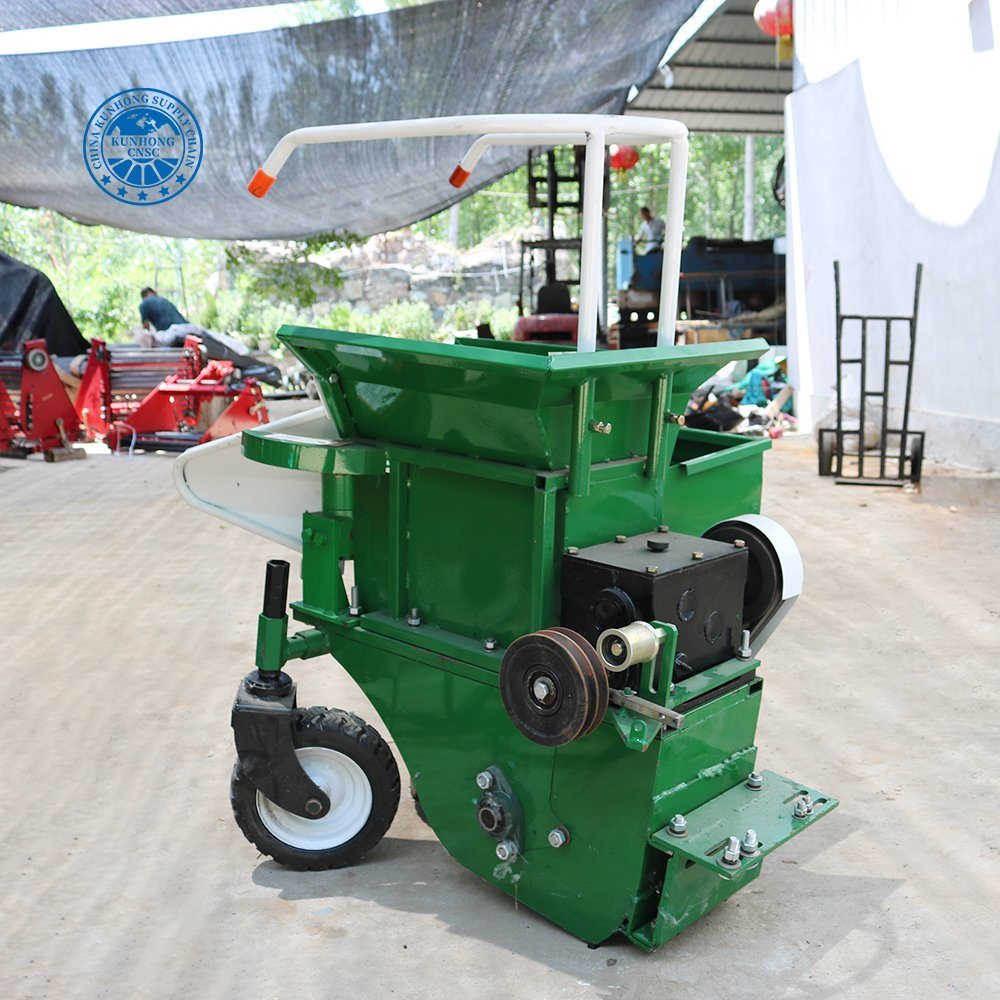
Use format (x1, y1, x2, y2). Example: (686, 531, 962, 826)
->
(560, 529, 749, 679)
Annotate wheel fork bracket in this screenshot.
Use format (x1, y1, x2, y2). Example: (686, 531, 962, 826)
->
(231, 676, 332, 819)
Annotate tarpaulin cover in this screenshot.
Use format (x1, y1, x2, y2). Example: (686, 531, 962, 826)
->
(0, 0, 698, 239)
(0, 253, 90, 356)
(1, 1, 279, 31)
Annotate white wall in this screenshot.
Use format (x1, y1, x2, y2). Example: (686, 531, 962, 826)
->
(786, 1, 1000, 470)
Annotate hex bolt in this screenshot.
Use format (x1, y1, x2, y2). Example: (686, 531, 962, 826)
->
(740, 829, 760, 857)
(721, 836, 742, 867)
(348, 585, 362, 617)
(566, 546, 579, 556)
(667, 814, 687, 837)
(793, 794, 814, 818)
(483, 637, 497, 652)
(547, 827, 569, 849)
(737, 629, 752, 660)
(691, 551, 704, 560)
(646, 565, 659, 575)
(407, 607, 422, 627)
(733, 538, 747, 548)
(657, 524, 669, 533)
(304, 798, 324, 817)
(746, 771, 764, 791)
(475, 770, 494, 791)
(495, 839, 518, 861)
(615, 534, 627, 544)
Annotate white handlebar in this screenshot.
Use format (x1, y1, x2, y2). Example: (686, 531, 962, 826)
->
(248, 114, 688, 351)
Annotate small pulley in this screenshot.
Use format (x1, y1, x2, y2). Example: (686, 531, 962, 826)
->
(499, 627, 609, 746)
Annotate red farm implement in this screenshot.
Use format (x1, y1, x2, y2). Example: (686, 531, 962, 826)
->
(0, 339, 86, 460)
(75, 335, 268, 451)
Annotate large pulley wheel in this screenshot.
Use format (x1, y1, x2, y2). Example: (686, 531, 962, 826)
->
(499, 628, 609, 746)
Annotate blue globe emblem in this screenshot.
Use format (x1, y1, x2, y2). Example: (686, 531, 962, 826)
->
(84, 88, 203, 206)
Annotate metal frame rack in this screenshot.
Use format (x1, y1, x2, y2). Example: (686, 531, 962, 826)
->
(819, 261, 925, 486)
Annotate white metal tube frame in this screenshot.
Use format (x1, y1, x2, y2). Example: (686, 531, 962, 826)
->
(249, 115, 688, 351)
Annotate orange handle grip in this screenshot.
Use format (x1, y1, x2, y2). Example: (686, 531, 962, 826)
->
(248, 168, 276, 198)
(449, 165, 470, 188)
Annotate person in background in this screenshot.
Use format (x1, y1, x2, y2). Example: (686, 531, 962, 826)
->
(138, 287, 188, 345)
(636, 206, 665, 254)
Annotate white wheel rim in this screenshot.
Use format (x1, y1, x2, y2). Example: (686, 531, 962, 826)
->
(256, 747, 373, 851)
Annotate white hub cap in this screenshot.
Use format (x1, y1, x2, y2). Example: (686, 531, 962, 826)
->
(256, 747, 372, 850)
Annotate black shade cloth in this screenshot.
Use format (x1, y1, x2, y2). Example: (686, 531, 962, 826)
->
(1, 1, 281, 31)
(0, 0, 698, 239)
(0, 253, 90, 356)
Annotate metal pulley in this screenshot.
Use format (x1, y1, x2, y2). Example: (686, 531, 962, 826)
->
(499, 627, 609, 746)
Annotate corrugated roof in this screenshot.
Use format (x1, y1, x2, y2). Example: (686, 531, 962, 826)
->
(628, 0, 791, 134)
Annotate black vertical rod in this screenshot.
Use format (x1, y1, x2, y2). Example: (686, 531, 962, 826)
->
(897, 262, 923, 479)
(858, 316, 868, 479)
(262, 559, 290, 619)
(833, 261, 844, 476)
(879, 318, 891, 479)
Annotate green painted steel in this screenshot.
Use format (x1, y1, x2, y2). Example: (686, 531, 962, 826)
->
(239, 328, 837, 949)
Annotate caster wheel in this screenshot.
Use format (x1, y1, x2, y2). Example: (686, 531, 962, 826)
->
(231, 706, 400, 870)
(909, 437, 923, 484)
(818, 431, 835, 476)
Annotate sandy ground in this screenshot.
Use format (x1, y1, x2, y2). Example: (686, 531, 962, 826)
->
(2, 427, 998, 1000)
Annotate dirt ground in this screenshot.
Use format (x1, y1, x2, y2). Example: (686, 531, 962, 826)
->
(2, 428, 998, 1000)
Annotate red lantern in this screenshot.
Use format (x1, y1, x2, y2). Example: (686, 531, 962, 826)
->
(609, 144, 639, 172)
(753, 0, 792, 36)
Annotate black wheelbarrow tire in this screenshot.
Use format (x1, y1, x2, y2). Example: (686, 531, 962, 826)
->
(230, 706, 400, 871)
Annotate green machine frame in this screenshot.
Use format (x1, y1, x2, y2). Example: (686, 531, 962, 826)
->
(234, 327, 836, 950)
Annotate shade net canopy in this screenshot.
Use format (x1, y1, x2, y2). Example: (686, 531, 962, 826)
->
(0, 0, 699, 239)
(1, 1, 280, 31)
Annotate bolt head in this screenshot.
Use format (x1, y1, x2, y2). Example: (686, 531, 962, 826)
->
(740, 828, 760, 856)
(566, 546, 579, 556)
(657, 525, 669, 533)
(615, 534, 627, 543)
(733, 538, 747, 548)
(692, 551, 704, 560)
(645, 565, 659, 575)
(495, 840, 517, 861)
(793, 794, 814, 818)
(668, 814, 687, 836)
(721, 835, 742, 866)
(746, 771, 763, 790)
(475, 770, 494, 790)
(531, 677, 555, 705)
(483, 637, 497, 651)
(304, 798, 324, 816)
(547, 828, 568, 849)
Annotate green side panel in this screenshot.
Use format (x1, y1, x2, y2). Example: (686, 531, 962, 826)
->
(352, 475, 391, 615)
(405, 466, 536, 644)
(326, 625, 655, 945)
(664, 428, 770, 534)
(650, 680, 763, 833)
(632, 850, 759, 949)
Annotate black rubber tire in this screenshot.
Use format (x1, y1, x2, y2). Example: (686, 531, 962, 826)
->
(230, 706, 400, 871)
(909, 437, 923, 484)
(818, 432, 835, 476)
